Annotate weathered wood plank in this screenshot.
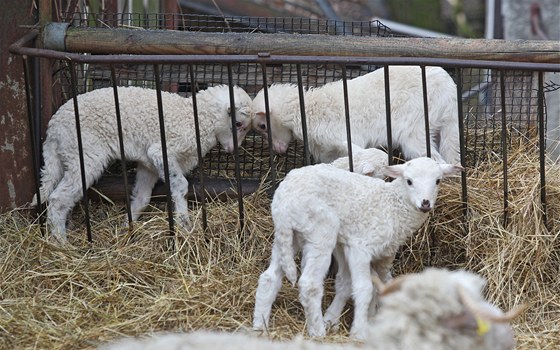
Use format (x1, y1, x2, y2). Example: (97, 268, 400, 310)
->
(53, 27, 560, 63)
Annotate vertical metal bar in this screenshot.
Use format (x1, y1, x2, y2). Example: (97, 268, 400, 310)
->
(189, 65, 208, 230)
(455, 68, 468, 223)
(69, 61, 92, 242)
(153, 64, 175, 235)
(260, 63, 278, 191)
(537, 71, 548, 229)
(227, 64, 245, 232)
(296, 64, 311, 165)
(341, 65, 353, 172)
(23, 57, 44, 225)
(420, 66, 432, 158)
(384, 65, 393, 165)
(499, 70, 509, 226)
(109, 65, 133, 229)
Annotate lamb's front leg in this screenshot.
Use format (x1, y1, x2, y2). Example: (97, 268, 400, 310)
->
(368, 253, 395, 319)
(346, 247, 374, 340)
(147, 144, 191, 230)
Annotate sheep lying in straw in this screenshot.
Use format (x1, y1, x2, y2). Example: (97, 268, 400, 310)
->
(330, 145, 388, 177)
(253, 157, 463, 339)
(99, 268, 522, 350)
(252, 66, 459, 164)
(34, 85, 252, 240)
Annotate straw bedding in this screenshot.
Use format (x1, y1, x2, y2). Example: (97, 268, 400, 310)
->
(1, 141, 559, 350)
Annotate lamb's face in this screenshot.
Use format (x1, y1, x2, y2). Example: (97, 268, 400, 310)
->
(217, 87, 253, 153)
(251, 86, 294, 154)
(383, 157, 463, 213)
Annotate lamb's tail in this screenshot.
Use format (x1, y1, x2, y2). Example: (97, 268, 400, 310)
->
(439, 104, 461, 165)
(275, 222, 298, 286)
(31, 137, 63, 206)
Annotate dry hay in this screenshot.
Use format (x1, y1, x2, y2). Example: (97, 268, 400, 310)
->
(1, 141, 559, 350)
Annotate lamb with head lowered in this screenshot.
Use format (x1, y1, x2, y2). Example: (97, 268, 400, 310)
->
(252, 65, 459, 164)
(34, 85, 252, 240)
(253, 156, 463, 339)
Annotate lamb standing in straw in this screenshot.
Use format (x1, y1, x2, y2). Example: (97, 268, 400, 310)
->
(253, 157, 463, 339)
(34, 85, 253, 240)
(252, 65, 459, 164)
(99, 268, 522, 350)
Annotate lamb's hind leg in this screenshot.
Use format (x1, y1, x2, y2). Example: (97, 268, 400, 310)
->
(253, 243, 285, 331)
(47, 173, 83, 241)
(298, 234, 338, 337)
(147, 144, 191, 230)
(129, 163, 159, 222)
(323, 245, 352, 330)
(47, 161, 103, 241)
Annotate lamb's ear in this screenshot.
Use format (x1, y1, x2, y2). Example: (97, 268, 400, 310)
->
(382, 163, 406, 179)
(377, 275, 408, 297)
(441, 310, 479, 333)
(441, 163, 464, 177)
(227, 106, 232, 115)
(254, 111, 267, 122)
(357, 162, 376, 177)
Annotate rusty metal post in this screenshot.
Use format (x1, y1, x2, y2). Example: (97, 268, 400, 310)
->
(0, 0, 38, 211)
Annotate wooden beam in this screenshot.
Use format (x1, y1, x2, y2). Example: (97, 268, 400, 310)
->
(89, 176, 264, 203)
(53, 26, 560, 63)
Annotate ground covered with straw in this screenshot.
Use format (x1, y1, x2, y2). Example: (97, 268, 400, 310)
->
(1, 142, 559, 349)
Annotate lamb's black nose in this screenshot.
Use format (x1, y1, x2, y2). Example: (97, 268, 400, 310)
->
(419, 199, 431, 213)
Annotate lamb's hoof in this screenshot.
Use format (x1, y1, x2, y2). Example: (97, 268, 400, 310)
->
(324, 319, 340, 332)
(307, 326, 327, 338)
(175, 214, 193, 232)
(349, 327, 368, 341)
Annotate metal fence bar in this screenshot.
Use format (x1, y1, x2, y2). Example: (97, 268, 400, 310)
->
(259, 63, 278, 191)
(537, 71, 549, 229)
(296, 64, 311, 165)
(109, 65, 133, 230)
(455, 68, 468, 221)
(189, 64, 208, 230)
(341, 65, 354, 172)
(69, 61, 92, 242)
(22, 57, 44, 223)
(153, 64, 175, 235)
(226, 64, 245, 232)
(384, 65, 393, 165)
(420, 65, 432, 158)
(499, 70, 509, 226)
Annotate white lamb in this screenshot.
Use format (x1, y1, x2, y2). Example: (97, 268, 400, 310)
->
(253, 157, 463, 339)
(35, 85, 253, 240)
(252, 65, 459, 164)
(99, 268, 522, 350)
(330, 145, 388, 177)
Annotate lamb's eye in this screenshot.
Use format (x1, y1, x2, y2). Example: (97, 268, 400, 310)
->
(436, 179, 441, 185)
(407, 179, 413, 186)
(235, 121, 243, 128)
